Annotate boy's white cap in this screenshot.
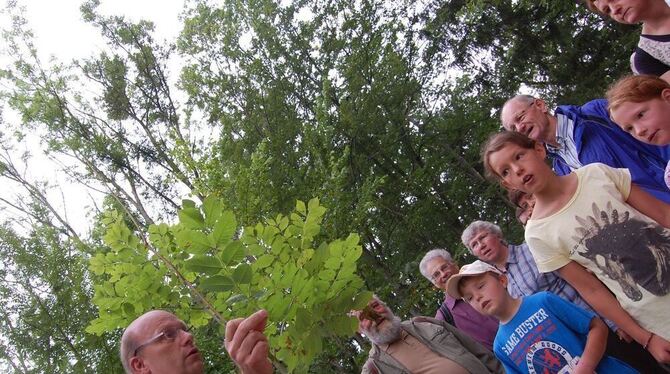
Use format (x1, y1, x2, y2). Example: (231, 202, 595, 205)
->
(446, 260, 503, 299)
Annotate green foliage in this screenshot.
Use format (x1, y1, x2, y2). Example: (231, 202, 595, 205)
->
(0, 0, 641, 371)
(88, 197, 368, 373)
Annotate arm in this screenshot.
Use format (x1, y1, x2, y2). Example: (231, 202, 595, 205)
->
(558, 261, 670, 363)
(574, 318, 607, 374)
(224, 309, 273, 374)
(626, 184, 670, 228)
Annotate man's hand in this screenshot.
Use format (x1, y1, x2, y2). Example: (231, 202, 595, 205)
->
(224, 309, 273, 374)
(646, 333, 670, 364)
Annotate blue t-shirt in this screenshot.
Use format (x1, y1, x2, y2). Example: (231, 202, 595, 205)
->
(493, 292, 637, 374)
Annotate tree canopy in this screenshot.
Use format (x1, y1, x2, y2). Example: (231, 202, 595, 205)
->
(0, 0, 638, 372)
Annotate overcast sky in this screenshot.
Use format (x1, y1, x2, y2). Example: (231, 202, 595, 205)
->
(0, 0, 187, 235)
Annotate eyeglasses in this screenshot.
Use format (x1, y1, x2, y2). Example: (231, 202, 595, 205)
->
(469, 232, 489, 250)
(508, 101, 534, 131)
(133, 325, 192, 357)
(430, 262, 455, 282)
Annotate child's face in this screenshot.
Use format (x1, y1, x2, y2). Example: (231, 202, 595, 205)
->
(591, 0, 654, 24)
(459, 273, 508, 317)
(517, 194, 535, 225)
(488, 142, 551, 193)
(610, 92, 670, 146)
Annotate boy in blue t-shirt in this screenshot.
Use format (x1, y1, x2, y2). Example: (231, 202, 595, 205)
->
(446, 260, 637, 374)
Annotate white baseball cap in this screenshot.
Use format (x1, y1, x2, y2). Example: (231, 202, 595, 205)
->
(445, 260, 503, 299)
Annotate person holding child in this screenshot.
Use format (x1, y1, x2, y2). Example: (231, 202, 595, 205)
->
(481, 130, 670, 365)
(446, 260, 638, 374)
(585, 0, 670, 81)
(607, 74, 670, 190)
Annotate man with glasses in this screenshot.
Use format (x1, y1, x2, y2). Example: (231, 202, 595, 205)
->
(120, 310, 204, 373)
(121, 309, 273, 374)
(419, 249, 499, 350)
(500, 94, 670, 203)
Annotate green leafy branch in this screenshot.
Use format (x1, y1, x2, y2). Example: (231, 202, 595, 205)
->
(87, 196, 370, 373)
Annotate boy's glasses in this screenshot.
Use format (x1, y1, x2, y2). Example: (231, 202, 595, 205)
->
(133, 325, 192, 357)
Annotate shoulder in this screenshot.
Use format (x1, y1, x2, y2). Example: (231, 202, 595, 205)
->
(577, 162, 628, 181)
(411, 316, 449, 327)
(556, 99, 609, 120)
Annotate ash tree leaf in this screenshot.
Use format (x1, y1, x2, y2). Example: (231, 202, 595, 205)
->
(212, 210, 237, 247)
(200, 275, 234, 292)
(220, 240, 245, 265)
(226, 293, 248, 305)
(296, 200, 306, 215)
(232, 263, 252, 284)
(178, 206, 204, 229)
(202, 195, 223, 225)
(174, 229, 210, 255)
(184, 255, 223, 275)
(254, 254, 275, 269)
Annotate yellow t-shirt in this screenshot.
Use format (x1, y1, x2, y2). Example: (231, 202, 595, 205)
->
(525, 163, 670, 340)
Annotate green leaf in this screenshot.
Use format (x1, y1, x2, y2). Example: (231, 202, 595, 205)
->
(178, 206, 204, 229)
(220, 240, 245, 265)
(225, 293, 248, 305)
(307, 197, 319, 211)
(212, 210, 237, 246)
(122, 302, 135, 316)
(254, 254, 275, 269)
(174, 229, 210, 255)
(200, 275, 234, 292)
(296, 200, 306, 215)
(202, 195, 223, 225)
(184, 255, 223, 275)
(232, 264, 252, 284)
(318, 269, 336, 281)
(352, 291, 374, 309)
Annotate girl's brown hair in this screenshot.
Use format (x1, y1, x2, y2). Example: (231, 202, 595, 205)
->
(481, 131, 536, 181)
(606, 75, 670, 113)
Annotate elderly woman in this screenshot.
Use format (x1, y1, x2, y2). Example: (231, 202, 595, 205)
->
(461, 220, 664, 373)
(419, 249, 498, 351)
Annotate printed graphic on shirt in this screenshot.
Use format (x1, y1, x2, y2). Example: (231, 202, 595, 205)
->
(500, 308, 579, 373)
(525, 341, 577, 374)
(570, 202, 670, 301)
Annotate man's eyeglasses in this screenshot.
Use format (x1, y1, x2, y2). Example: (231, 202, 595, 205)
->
(431, 262, 455, 282)
(508, 101, 535, 131)
(133, 325, 192, 357)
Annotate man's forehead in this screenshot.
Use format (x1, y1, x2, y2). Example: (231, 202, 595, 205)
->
(131, 310, 184, 335)
(428, 257, 450, 268)
(502, 98, 527, 117)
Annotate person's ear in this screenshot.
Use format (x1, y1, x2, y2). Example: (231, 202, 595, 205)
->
(533, 142, 547, 159)
(661, 88, 670, 103)
(129, 356, 148, 374)
(499, 274, 508, 288)
(534, 98, 548, 114)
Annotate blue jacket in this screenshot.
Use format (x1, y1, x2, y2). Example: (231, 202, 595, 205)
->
(552, 99, 670, 203)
